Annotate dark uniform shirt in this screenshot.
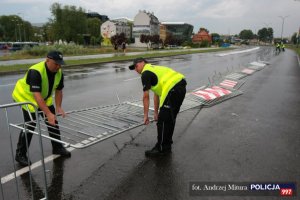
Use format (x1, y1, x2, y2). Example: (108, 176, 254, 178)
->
(141, 71, 157, 91)
(26, 64, 64, 100)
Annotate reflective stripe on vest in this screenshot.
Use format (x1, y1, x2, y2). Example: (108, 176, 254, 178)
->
(12, 61, 62, 112)
(142, 64, 184, 108)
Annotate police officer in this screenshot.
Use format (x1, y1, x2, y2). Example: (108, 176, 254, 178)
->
(12, 50, 71, 166)
(129, 58, 186, 157)
(281, 42, 285, 52)
(276, 43, 281, 52)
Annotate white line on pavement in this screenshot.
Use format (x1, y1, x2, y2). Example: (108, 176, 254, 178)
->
(123, 77, 140, 81)
(1, 147, 74, 184)
(217, 47, 260, 57)
(0, 83, 15, 87)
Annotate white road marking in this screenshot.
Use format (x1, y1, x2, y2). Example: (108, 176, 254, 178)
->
(1, 147, 74, 184)
(0, 83, 15, 87)
(217, 47, 260, 57)
(123, 77, 140, 81)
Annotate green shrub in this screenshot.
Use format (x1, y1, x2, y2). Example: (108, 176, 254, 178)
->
(0, 44, 143, 61)
(11, 44, 98, 57)
(200, 40, 210, 48)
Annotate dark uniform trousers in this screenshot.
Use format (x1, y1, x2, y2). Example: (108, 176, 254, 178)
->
(156, 79, 186, 151)
(16, 105, 63, 156)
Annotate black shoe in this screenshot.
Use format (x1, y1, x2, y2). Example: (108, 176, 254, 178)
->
(15, 154, 32, 166)
(145, 146, 171, 157)
(52, 147, 71, 157)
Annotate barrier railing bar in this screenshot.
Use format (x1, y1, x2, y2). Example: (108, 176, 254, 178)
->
(22, 122, 77, 143)
(4, 107, 21, 200)
(0, 102, 48, 199)
(78, 110, 141, 125)
(71, 112, 129, 129)
(23, 104, 35, 200)
(66, 115, 120, 131)
(10, 124, 70, 148)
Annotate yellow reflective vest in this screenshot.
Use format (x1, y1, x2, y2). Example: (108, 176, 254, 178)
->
(12, 61, 62, 112)
(142, 64, 185, 108)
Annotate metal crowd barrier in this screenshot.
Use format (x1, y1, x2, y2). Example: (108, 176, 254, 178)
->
(0, 102, 48, 200)
(0, 96, 217, 200)
(0, 96, 204, 199)
(8, 99, 203, 150)
(0, 59, 269, 199)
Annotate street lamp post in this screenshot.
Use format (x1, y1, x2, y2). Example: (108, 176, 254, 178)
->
(278, 15, 289, 41)
(23, 23, 26, 42)
(12, 18, 18, 42)
(17, 23, 22, 41)
(18, 12, 26, 41)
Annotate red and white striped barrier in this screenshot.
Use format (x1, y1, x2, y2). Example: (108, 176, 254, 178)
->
(192, 86, 232, 101)
(219, 79, 238, 88)
(241, 68, 255, 74)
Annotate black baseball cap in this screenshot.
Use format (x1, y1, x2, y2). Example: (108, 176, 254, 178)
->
(128, 57, 147, 70)
(47, 50, 65, 65)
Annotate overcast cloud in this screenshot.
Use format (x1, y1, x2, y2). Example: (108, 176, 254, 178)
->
(1, 0, 299, 37)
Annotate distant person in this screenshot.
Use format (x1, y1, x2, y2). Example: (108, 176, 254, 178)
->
(281, 43, 285, 52)
(129, 58, 187, 157)
(12, 50, 71, 166)
(121, 42, 126, 53)
(114, 42, 118, 52)
(276, 43, 281, 53)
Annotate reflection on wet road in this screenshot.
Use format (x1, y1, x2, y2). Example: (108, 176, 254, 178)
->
(4, 47, 298, 200)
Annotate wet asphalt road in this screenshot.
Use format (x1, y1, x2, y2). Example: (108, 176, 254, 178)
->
(0, 47, 299, 200)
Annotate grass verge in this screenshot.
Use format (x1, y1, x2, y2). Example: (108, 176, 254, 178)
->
(0, 48, 233, 74)
(287, 45, 300, 57)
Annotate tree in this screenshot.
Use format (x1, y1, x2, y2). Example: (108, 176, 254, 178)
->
(0, 24, 4, 40)
(50, 3, 88, 43)
(266, 27, 274, 42)
(49, 3, 63, 40)
(0, 15, 33, 41)
(0, 15, 18, 41)
(200, 40, 210, 47)
(140, 34, 160, 48)
(139, 34, 145, 44)
(165, 33, 182, 46)
(165, 34, 173, 45)
(87, 18, 101, 44)
(111, 33, 127, 47)
(239, 29, 254, 40)
(211, 33, 221, 45)
(23, 21, 34, 41)
(42, 22, 55, 42)
(257, 27, 273, 42)
(151, 35, 160, 45)
(291, 32, 299, 45)
(140, 34, 150, 44)
(199, 27, 209, 33)
(140, 34, 150, 48)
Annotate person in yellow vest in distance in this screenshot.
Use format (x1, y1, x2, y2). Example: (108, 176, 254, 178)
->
(12, 50, 71, 166)
(129, 58, 187, 157)
(280, 42, 285, 52)
(276, 43, 281, 52)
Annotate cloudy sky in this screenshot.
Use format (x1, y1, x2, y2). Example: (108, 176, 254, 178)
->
(1, 0, 299, 37)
